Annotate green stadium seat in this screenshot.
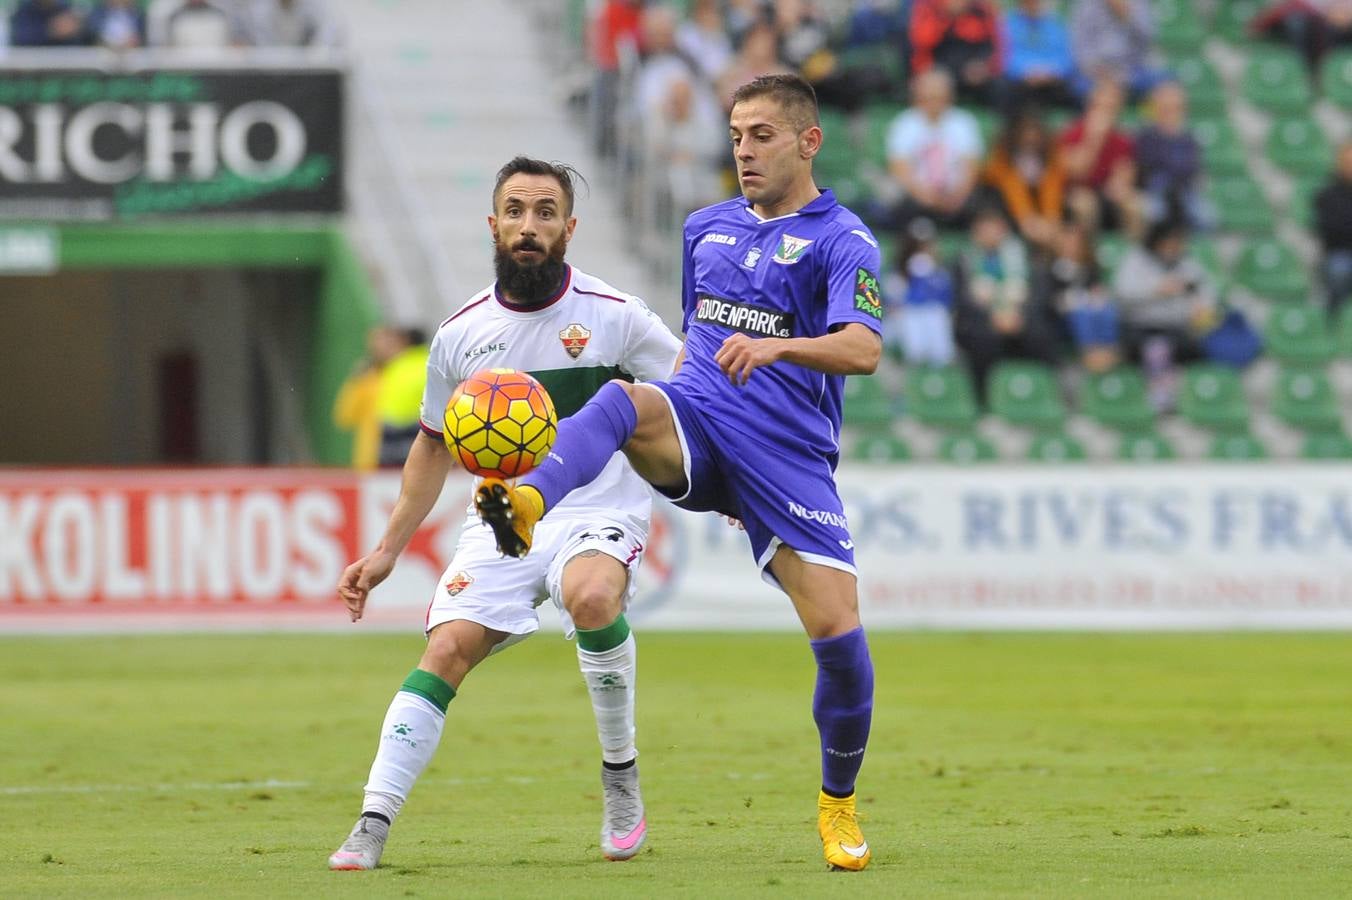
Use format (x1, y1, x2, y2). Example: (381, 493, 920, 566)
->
(1216, 0, 1264, 41)
(1192, 117, 1249, 177)
(864, 103, 904, 168)
(1320, 50, 1352, 109)
(1234, 238, 1310, 303)
(837, 44, 905, 90)
(1264, 117, 1333, 177)
(1081, 368, 1155, 431)
(1095, 234, 1130, 278)
(1273, 367, 1342, 431)
(1208, 176, 1272, 233)
(851, 432, 912, 463)
(1170, 57, 1225, 113)
(1209, 431, 1268, 461)
(1179, 364, 1250, 431)
(1302, 430, 1352, 459)
(1263, 303, 1336, 367)
(988, 361, 1065, 430)
(843, 375, 896, 429)
(1117, 430, 1176, 462)
(938, 430, 998, 464)
(905, 365, 979, 429)
(1027, 431, 1087, 463)
(1242, 48, 1312, 113)
(1290, 175, 1323, 229)
(1339, 304, 1352, 356)
(1152, 0, 1207, 53)
(1192, 237, 1228, 289)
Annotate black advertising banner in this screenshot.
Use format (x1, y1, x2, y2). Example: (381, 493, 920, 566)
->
(0, 69, 343, 219)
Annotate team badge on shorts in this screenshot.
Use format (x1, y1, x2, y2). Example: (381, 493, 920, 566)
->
(772, 234, 813, 265)
(854, 267, 883, 319)
(445, 571, 474, 596)
(559, 323, 591, 359)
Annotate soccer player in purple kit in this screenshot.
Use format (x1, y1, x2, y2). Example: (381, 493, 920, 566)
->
(475, 74, 882, 871)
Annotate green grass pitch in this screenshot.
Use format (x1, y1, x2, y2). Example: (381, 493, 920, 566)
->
(4, 632, 1351, 898)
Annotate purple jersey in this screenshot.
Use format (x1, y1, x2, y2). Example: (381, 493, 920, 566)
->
(674, 190, 883, 463)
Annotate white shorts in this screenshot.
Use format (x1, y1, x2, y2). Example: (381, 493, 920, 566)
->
(425, 512, 647, 650)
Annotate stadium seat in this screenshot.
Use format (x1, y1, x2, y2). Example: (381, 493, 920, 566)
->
(1216, 0, 1265, 42)
(938, 430, 997, 464)
(1027, 431, 1087, 462)
(1170, 57, 1225, 113)
(851, 432, 912, 462)
(1289, 175, 1323, 229)
(1095, 234, 1129, 278)
(1152, 0, 1206, 53)
(843, 375, 896, 429)
(1192, 117, 1250, 177)
(1209, 431, 1268, 460)
(1179, 364, 1250, 431)
(863, 103, 904, 168)
(1302, 429, 1352, 459)
(905, 365, 979, 429)
(1117, 430, 1176, 461)
(1339, 304, 1352, 356)
(1320, 50, 1352, 109)
(1233, 238, 1311, 303)
(1273, 367, 1342, 431)
(1264, 117, 1332, 177)
(1263, 303, 1336, 367)
(1208, 176, 1272, 233)
(1192, 237, 1228, 289)
(1242, 48, 1312, 114)
(1081, 368, 1155, 432)
(988, 361, 1065, 430)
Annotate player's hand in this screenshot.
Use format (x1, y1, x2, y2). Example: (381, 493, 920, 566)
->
(337, 551, 397, 623)
(714, 333, 783, 386)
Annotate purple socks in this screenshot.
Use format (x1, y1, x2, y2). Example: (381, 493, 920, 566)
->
(524, 380, 638, 511)
(810, 627, 874, 797)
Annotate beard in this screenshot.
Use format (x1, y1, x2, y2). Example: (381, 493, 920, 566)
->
(493, 234, 568, 307)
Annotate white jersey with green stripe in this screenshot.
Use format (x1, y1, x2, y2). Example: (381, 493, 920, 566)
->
(420, 264, 683, 525)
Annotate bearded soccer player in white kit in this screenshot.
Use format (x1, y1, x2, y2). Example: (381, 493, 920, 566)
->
(328, 157, 681, 870)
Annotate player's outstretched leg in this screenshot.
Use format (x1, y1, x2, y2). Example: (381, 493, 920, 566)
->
(812, 627, 874, 871)
(576, 615, 646, 860)
(329, 668, 456, 871)
(475, 381, 639, 557)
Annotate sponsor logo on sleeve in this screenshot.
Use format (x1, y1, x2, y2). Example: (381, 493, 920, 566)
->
(853, 267, 883, 319)
(771, 234, 813, 265)
(693, 294, 795, 338)
(559, 323, 591, 359)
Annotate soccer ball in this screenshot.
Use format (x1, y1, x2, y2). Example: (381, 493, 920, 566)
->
(443, 368, 557, 478)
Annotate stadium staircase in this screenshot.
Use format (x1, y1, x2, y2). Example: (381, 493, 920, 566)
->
(338, 0, 669, 328)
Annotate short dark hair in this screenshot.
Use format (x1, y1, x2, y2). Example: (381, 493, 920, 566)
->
(730, 73, 820, 132)
(492, 156, 585, 216)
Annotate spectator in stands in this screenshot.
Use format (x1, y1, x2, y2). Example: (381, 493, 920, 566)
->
(1113, 220, 1220, 409)
(1314, 138, 1352, 319)
(983, 109, 1067, 249)
(162, 0, 244, 48)
(9, 0, 84, 47)
(1000, 0, 1079, 112)
(1252, 1, 1352, 71)
(643, 74, 727, 227)
(333, 326, 404, 471)
(1061, 79, 1143, 237)
(376, 327, 431, 468)
(885, 68, 984, 228)
(716, 17, 793, 111)
(1039, 222, 1120, 372)
(589, 0, 643, 159)
(954, 204, 1060, 391)
(676, 0, 733, 84)
(1070, 0, 1164, 99)
(84, 0, 146, 49)
(635, 6, 710, 125)
(1135, 80, 1213, 230)
(883, 217, 958, 366)
(909, 0, 1005, 105)
(246, 0, 337, 47)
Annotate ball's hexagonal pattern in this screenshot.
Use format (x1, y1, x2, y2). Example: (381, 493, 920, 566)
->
(443, 368, 558, 478)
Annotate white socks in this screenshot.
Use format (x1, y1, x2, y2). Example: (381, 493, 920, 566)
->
(361, 690, 446, 822)
(577, 632, 638, 765)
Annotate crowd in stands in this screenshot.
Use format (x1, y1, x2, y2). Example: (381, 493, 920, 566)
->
(586, 0, 1352, 420)
(5, 0, 338, 49)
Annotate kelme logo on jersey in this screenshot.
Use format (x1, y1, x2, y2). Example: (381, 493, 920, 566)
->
(772, 234, 813, 265)
(445, 571, 474, 596)
(854, 267, 883, 319)
(559, 323, 591, 359)
(693, 294, 795, 338)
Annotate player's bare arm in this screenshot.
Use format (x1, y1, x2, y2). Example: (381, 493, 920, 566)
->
(713, 323, 882, 385)
(338, 431, 452, 621)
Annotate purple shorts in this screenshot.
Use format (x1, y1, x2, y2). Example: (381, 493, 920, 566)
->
(648, 381, 857, 586)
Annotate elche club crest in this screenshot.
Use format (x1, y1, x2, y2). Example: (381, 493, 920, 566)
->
(559, 323, 591, 359)
(445, 571, 474, 595)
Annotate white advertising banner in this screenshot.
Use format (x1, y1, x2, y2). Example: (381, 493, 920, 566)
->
(1, 465, 1349, 632)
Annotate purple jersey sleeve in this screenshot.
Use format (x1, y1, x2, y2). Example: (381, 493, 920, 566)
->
(824, 227, 884, 335)
(681, 220, 698, 334)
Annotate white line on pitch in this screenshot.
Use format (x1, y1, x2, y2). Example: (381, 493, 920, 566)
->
(0, 778, 311, 796)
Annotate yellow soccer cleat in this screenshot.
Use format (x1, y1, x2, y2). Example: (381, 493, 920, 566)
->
(818, 790, 871, 871)
(473, 478, 544, 558)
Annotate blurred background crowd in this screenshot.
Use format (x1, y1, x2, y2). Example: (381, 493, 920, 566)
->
(2, 0, 337, 50)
